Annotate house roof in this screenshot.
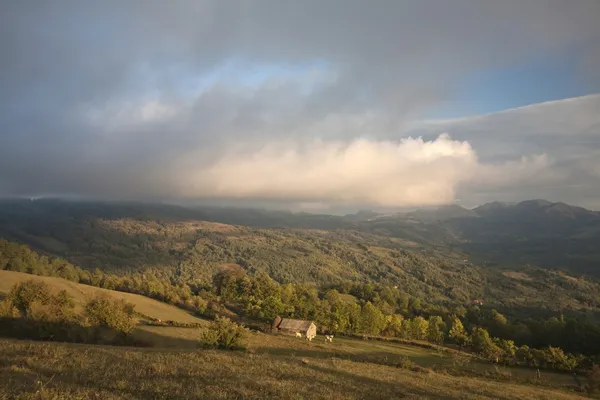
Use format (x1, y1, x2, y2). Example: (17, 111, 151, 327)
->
(277, 318, 314, 332)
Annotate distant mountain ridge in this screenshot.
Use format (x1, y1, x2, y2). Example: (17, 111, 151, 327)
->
(474, 199, 600, 221)
(1, 198, 599, 276)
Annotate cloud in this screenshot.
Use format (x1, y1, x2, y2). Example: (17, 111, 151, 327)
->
(187, 134, 477, 207)
(1, 1, 600, 209)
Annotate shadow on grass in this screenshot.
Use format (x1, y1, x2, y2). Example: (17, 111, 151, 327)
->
(257, 345, 434, 368)
(0, 317, 151, 347)
(301, 362, 453, 399)
(131, 326, 201, 349)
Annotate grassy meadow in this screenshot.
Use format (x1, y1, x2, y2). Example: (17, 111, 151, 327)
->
(134, 326, 586, 389)
(0, 270, 204, 325)
(0, 336, 588, 400)
(0, 266, 593, 399)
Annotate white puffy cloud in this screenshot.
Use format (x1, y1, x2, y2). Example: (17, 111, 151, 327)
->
(185, 134, 477, 207)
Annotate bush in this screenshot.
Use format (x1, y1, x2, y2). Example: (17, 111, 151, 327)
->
(85, 295, 136, 335)
(0, 299, 18, 318)
(395, 356, 415, 370)
(200, 316, 248, 349)
(20, 300, 83, 341)
(7, 280, 53, 316)
(0, 281, 84, 342)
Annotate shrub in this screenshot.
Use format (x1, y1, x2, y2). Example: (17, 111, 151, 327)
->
(395, 356, 415, 370)
(200, 316, 248, 349)
(85, 295, 136, 335)
(22, 300, 82, 341)
(0, 281, 83, 342)
(7, 280, 53, 316)
(0, 299, 18, 318)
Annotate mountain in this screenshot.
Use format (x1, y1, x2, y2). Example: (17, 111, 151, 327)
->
(405, 204, 479, 221)
(442, 200, 600, 274)
(473, 200, 600, 224)
(343, 210, 381, 221)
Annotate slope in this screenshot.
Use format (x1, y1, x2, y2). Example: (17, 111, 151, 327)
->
(0, 338, 587, 400)
(2, 199, 600, 314)
(0, 270, 204, 325)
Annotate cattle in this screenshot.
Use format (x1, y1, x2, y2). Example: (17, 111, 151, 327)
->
(295, 332, 302, 338)
(325, 335, 334, 343)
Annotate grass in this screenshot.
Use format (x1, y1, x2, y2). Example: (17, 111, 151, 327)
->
(133, 326, 584, 390)
(0, 337, 588, 400)
(0, 270, 590, 398)
(0, 270, 205, 325)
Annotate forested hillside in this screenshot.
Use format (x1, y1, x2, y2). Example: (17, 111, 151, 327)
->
(1, 200, 600, 318)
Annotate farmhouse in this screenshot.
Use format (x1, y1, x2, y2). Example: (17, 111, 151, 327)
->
(272, 316, 317, 338)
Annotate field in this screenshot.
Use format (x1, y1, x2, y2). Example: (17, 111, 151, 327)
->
(0, 270, 592, 399)
(134, 326, 585, 389)
(0, 270, 204, 325)
(0, 333, 588, 400)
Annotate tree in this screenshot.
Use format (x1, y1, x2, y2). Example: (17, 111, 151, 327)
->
(258, 295, 287, 322)
(471, 327, 503, 361)
(427, 315, 446, 344)
(495, 338, 517, 365)
(383, 314, 403, 337)
(516, 345, 533, 366)
(410, 316, 429, 340)
(346, 303, 362, 334)
(7, 280, 53, 316)
(360, 302, 385, 335)
(543, 346, 578, 371)
(449, 317, 470, 348)
(408, 297, 422, 314)
(85, 295, 136, 335)
(400, 318, 412, 339)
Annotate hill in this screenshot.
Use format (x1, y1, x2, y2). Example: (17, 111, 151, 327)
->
(447, 200, 600, 274)
(1, 199, 600, 316)
(406, 204, 479, 221)
(3, 201, 600, 316)
(349, 200, 600, 276)
(0, 270, 205, 325)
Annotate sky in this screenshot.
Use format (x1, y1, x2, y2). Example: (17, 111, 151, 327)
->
(1, 1, 600, 211)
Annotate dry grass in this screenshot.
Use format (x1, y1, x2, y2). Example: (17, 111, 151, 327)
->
(0, 270, 205, 325)
(130, 326, 585, 393)
(0, 337, 587, 400)
(0, 271, 589, 399)
(502, 271, 533, 281)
